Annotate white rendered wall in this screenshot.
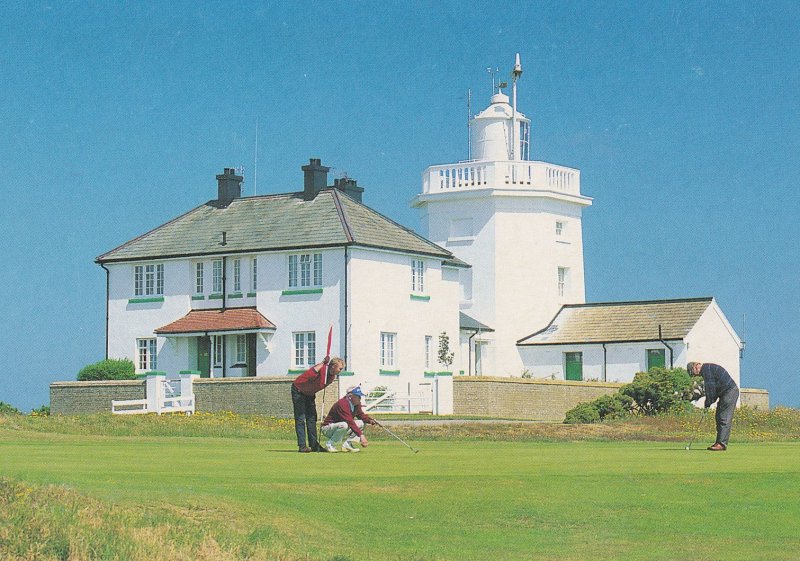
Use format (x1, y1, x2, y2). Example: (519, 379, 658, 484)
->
(518, 341, 688, 383)
(685, 301, 742, 387)
(346, 247, 460, 412)
(418, 190, 587, 377)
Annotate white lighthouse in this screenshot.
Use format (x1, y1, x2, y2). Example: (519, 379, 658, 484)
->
(412, 54, 593, 377)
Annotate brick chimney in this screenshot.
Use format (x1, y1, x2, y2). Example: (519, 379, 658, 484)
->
(301, 158, 330, 201)
(333, 177, 364, 203)
(216, 168, 243, 206)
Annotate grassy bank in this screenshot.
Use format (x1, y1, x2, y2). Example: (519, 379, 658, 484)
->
(3, 406, 800, 441)
(1, 410, 799, 560)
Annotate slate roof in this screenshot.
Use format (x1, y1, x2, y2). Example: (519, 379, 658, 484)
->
(517, 297, 714, 345)
(96, 189, 467, 265)
(155, 307, 276, 335)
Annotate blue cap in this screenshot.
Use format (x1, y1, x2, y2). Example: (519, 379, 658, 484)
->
(348, 386, 365, 398)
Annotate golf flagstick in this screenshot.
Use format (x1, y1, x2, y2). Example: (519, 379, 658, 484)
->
(318, 324, 333, 445)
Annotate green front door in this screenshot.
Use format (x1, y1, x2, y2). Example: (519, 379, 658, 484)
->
(647, 349, 666, 371)
(565, 352, 583, 381)
(197, 336, 211, 378)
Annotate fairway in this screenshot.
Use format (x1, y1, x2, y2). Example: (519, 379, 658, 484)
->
(1, 427, 799, 561)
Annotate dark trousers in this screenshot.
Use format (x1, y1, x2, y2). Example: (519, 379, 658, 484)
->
(291, 384, 319, 450)
(715, 386, 739, 447)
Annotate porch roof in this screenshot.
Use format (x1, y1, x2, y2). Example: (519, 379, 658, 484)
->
(155, 307, 276, 336)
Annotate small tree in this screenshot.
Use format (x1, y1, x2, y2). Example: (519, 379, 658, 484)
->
(437, 331, 454, 370)
(77, 358, 137, 381)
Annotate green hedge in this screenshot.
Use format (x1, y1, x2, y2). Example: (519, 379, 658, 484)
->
(77, 359, 136, 381)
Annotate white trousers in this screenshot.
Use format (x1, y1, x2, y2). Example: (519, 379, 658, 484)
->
(321, 420, 363, 445)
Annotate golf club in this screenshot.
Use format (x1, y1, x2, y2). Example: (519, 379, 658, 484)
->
(374, 420, 420, 453)
(685, 408, 707, 450)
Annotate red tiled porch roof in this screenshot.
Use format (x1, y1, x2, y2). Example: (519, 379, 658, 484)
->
(155, 307, 276, 335)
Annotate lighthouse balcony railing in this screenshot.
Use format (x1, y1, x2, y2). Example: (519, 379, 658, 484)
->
(422, 161, 580, 196)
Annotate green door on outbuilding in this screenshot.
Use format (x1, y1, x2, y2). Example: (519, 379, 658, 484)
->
(647, 349, 666, 371)
(565, 352, 583, 381)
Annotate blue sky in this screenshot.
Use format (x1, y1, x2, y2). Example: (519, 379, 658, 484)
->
(1, 1, 798, 411)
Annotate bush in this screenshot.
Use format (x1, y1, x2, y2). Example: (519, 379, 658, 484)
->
(564, 393, 634, 424)
(0, 401, 22, 415)
(620, 367, 694, 416)
(77, 359, 136, 381)
(564, 402, 601, 424)
(31, 405, 50, 416)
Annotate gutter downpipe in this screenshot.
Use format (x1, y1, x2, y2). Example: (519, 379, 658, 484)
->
(658, 324, 674, 368)
(601, 343, 607, 382)
(344, 245, 349, 366)
(100, 263, 110, 359)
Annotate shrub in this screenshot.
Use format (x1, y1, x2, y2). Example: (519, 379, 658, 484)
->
(77, 359, 136, 381)
(564, 402, 601, 424)
(593, 393, 634, 420)
(564, 393, 634, 424)
(620, 367, 694, 416)
(0, 401, 22, 415)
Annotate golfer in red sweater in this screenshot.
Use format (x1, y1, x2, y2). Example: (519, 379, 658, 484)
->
(321, 386, 377, 452)
(291, 356, 344, 453)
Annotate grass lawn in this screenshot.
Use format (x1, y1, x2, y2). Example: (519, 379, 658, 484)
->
(1, 415, 799, 560)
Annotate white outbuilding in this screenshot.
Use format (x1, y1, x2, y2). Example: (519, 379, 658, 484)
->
(516, 297, 743, 387)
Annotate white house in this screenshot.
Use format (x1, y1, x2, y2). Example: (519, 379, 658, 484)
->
(96, 161, 465, 413)
(516, 297, 743, 387)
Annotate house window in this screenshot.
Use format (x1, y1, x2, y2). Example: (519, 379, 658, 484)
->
(293, 331, 316, 368)
(212, 260, 223, 293)
(213, 336, 223, 368)
(519, 120, 530, 161)
(250, 257, 258, 292)
(137, 338, 157, 371)
(425, 335, 433, 369)
(412, 259, 425, 292)
(647, 348, 666, 371)
(556, 221, 564, 237)
(195, 262, 204, 294)
(134, 264, 164, 296)
(288, 253, 322, 288)
(236, 334, 247, 364)
(380, 332, 396, 368)
(558, 267, 568, 297)
(564, 352, 583, 381)
(233, 259, 241, 292)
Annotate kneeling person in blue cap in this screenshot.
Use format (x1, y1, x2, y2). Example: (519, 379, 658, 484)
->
(321, 386, 377, 452)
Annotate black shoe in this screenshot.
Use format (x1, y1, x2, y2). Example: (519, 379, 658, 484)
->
(299, 446, 312, 453)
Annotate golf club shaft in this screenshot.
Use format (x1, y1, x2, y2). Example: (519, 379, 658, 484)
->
(687, 408, 707, 450)
(376, 421, 419, 453)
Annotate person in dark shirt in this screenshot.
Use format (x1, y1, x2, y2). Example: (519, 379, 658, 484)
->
(687, 362, 739, 451)
(321, 386, 377, 452)
(291, 356, 344, 453)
